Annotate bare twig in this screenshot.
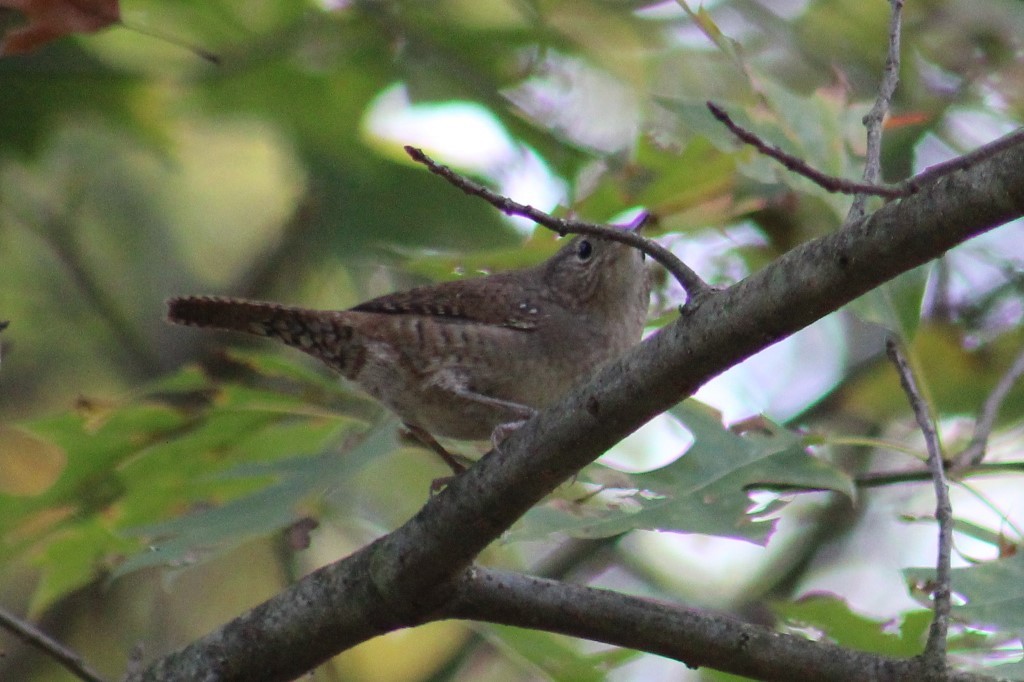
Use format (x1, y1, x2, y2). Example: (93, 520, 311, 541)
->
(705, 1, 905, 211)
(953, 345, 1024, 468)
(908, 128, 1024, 191)
(706, 102, 907, 199)
(38, 213, 162, 377)
(708, 99, 1024, 210)
(855, 460, 1024, 488)
(886, 338, 952, 673)
(403, 145, 711, 304)
(117, 20, 221, 64)
(0, 607, 107, 682)
(850, 0, 904, 220)
(401, 422, 467, 474)
(708, 2, 908, 214)
(0, 320, 7, 371)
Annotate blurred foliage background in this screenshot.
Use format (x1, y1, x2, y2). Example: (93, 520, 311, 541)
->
(2, 0, 1024, 680)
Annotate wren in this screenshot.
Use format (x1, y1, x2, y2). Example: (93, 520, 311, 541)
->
(167, 235, 649, 442)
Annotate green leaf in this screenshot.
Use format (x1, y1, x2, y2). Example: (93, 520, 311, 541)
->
(0, 401, 193, 553)
(978, 658, 1024, 680)
(30, 521, 137, 616)
(112, 419, 398, 578)
(634, 136, 736, 213)
(835, 323, 1009, 424)
(0, 352, 391, 611)
(775, 594, 1016, 673)
(774, 594, 930, 657)
(849, 266, 930, 338)
(514, 401, 854, 544)
(674, 1, 748, 75)
(400, 231, 566, 283)
(905, 552, 1024, 631)
(757, 79, 855, 179)
(948, 519, 1016, 552)
(903, 556, 1024, 677)
(482, 624, 640, 681)
(0, 45, 156, 158)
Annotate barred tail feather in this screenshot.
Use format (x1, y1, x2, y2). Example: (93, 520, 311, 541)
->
(168, 296, 294, 335)
(166, 296, 353, 373)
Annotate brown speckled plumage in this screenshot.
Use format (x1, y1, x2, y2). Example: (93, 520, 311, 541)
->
(167, 235, 649, 441)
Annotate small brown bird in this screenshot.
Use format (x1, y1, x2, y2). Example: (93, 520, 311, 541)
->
(167, 235, 649, 442)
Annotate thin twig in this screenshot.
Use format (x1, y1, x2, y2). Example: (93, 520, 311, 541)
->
(706, 102, 907, 199)
(854, 460, 1024, 488)
(705, 0, 905, 209)
(40, 214, 162, 377)
(745, 460, 1024, 491)
(707, 97, 1023, 209)
(952, 345, 1024, 468)
(905, 128, 1024, 191)
(118, 20, 221, 64)
(850, 0, 904, 220)
(401, 422, 467, 474)
(0, 607, 107, 682)
(886, 338, 952, 673)
(0, 320, 7, 371)
(403, 146, 711, 304)
(735, 461, 1024, 492)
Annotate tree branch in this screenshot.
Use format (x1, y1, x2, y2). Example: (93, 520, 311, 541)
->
(403, 145, 712, 304)
(0, 320, 8, 372)
(132, 130, 1024, 681)
(0, 607, 107, 682)
(952, 344, 1024, 468)
(886, 339, 953, 673)
(855, 460, 1024, 487)
(705, 102, 907, 199)
(446, 567, 991, 682)
(707, 0, 908, 211)
(851, 0, 904, 220)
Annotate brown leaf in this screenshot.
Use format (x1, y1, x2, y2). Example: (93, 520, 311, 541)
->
(0, 0, 120, 55)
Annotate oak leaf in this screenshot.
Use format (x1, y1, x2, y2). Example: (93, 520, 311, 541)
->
(0, 0, 120, 55)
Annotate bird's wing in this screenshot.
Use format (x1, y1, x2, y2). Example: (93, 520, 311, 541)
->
(349, 274, 542, 330)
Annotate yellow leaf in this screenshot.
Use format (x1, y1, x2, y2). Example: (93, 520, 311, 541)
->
(0, 425, 67, 496)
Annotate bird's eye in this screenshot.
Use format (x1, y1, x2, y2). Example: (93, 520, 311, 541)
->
(576, 239, 593, 261)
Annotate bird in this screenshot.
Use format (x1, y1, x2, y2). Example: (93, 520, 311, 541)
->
(167, 234, 650, 445)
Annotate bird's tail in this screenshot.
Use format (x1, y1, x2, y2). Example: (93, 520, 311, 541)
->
(166, 296, 352, 372)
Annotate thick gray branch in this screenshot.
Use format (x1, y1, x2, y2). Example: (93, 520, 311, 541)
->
(447, 568, 992, 682)
(133, 131, 1024, 681)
